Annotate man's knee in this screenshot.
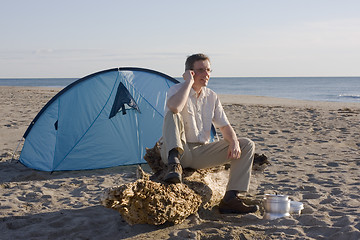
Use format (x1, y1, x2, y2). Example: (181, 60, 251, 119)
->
(239, 138, 255, 153)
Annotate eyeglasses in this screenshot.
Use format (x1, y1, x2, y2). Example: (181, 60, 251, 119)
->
(192, 68, 213, 74)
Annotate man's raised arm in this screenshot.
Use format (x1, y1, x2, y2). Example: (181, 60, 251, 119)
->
(167, 70, 194, 113)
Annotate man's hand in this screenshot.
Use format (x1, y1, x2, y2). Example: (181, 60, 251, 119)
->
(219, 125, 241, 159)
(182, 70, 195, 84)
(227, 141, 241, 159)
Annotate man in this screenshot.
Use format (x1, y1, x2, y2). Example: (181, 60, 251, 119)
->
(160, 53, 258, 214)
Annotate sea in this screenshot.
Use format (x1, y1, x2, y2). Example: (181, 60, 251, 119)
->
(0, 77, 359, 103)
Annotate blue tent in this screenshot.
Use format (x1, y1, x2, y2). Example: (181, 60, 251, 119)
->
(19, 68, 179, 171)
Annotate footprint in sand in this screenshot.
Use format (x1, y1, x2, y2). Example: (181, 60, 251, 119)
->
(329, 210, 346, 217)
(17, 192, 42, 202)
(268, 130, 279, 134)
(326, 162, 339, 167)
(319, 196, 336, 204)
(317, 170, 337, 174)
(298, 215, 329, 227)
(299, 184, 316, 192)
(330, 188, 343, 195)
(333, 215, 353, 227)
(314, 164, 327, 168)
(171, 229, 198, 239)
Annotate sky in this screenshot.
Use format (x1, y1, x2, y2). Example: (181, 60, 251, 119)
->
(1, 0, 360, 78)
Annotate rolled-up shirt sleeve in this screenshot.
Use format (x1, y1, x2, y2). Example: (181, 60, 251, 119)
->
(212, 97, 230, 128)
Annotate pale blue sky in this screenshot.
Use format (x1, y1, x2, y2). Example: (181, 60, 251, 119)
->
(1, 0, 359, 78)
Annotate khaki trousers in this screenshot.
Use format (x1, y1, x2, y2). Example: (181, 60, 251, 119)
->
(160, 112, 255, 192)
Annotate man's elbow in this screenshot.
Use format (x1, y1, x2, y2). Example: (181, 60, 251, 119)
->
(219, 124, 231, 131)
(168, 106, 180, 114)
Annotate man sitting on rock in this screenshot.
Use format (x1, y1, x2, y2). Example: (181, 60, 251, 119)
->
(160, 53, 259, 214)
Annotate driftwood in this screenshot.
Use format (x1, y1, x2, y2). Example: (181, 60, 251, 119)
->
(101, 141, 269, 225)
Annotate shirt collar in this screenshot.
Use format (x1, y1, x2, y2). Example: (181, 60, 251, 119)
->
(190, 87, 209, 99)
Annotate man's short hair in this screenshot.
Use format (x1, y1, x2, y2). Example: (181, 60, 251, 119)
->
(185, 53, 210, 70)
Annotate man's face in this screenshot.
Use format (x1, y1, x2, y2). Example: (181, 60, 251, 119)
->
(192, 60, 211, 88)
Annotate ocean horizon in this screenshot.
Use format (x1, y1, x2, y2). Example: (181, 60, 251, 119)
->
(1, 76, 359, 103)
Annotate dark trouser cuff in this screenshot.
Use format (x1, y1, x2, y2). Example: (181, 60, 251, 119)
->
(168, 148, 180, 164)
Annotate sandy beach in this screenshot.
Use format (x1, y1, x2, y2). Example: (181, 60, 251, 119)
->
(1, 86, 359, 239)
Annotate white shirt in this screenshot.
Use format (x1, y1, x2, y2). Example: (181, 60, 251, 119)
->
(165, 82, 230, 144)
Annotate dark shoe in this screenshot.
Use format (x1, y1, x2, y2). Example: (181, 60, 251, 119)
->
(219, 196, 259, 214)
(164, 163, 182, 184)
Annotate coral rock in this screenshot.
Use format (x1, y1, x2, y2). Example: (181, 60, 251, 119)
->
(101, 179, 201, 225)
